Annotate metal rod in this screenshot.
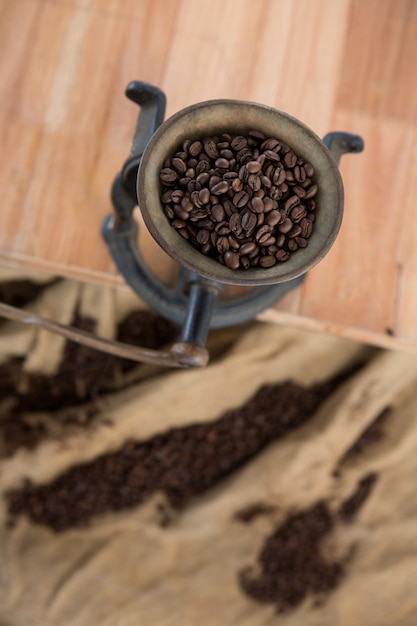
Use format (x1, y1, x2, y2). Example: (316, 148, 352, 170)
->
(180, 281, 221, 346)
(0, 301, 208, 368)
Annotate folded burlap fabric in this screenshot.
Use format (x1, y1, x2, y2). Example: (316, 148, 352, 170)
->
(1, 268, 417, 626)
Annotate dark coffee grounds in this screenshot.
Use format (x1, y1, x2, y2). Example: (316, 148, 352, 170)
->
(233, 502, 277, 524)
(0, 311, 177, 457)
(160, 131, 317, 270)
(239, 501, 344, 612)
(340, 407, 391, 463)
(0, 277, 58, 308)
(16, 311, 177, 412)
(6, 369, 357, 532)
(238, 470, 379, 612)
(338, 473, 378, 523)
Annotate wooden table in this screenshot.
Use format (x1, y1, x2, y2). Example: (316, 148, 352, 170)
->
(2, 0, 417, 352)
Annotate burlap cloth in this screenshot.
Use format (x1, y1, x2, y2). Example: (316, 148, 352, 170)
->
(1, 267, 417, 625)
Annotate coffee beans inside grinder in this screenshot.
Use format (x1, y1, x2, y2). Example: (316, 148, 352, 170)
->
(160, 131, 318, 271)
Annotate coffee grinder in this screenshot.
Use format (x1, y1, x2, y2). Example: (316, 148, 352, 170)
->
(0, 81, 363, 368)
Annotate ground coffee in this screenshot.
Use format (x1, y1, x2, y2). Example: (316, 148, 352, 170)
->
(160, 131, 318, 270)
(6, 368, 358, 532)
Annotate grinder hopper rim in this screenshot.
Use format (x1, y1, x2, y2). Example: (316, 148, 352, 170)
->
(138, 99, 343, 287)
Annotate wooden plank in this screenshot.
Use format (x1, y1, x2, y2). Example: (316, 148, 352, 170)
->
(2, 0, 417, 352)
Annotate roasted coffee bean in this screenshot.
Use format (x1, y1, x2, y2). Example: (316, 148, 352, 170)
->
(293, 185, 307, 198)
(264, 150, 281, 162)
(304, 184, 318, 199)
(229, 213, 242, 232)
(201, 242, 211, 255)
(180, 196, 194, 212)
(259, 255, 276, 268)
(197, 219, 214, 231)
(171, 157, 187, 175)
(261, 175, 272, 188)
(295, 236, 308, 248)
(224, 251, 240, 269)
(172, 219, 187, 229)
(256, 212, 265, 226)
(203, 139, 219, 158)
(240, 242, 257, 255)
(241, 211, 257, 231)
(187, 180, 201, 194)
(251, 197, 264, 214)
(259, 235, 276, 247)
(189, 141, 203, 156)
(247, 160, 262, 174)
(196, 229, 210, 245)
(231, 177, 243, 193)
(284, 151, 297, 168)
(276, 249, 290, 261)
(210, 204, 225, 222)
(216, 236, 229, 254)
(300, 218, 313, 238)
(215, 157, 230, 169)
(236, 147, 252, 163)
(240, 256, 250, 269)
(255, 225, 272, 242)
(231, 136, 248, 151)
(288, 239, 298, 252)
(228, 235, 240, 250)
(173, 205, 189, 220)
(288, 224, 302, 238)
(294, 165, 306, 183)
(171, 190, 184, 203)
(160, 168, 178, 184)
(290, 205, 307, 222)
(262, 138, 281, 151)
(223, 171, 238, 179)
(196, 172, 210, 186)
(278, 218, 293, 234)
(191, 191, 202, 208)
(161, 190, 173, 203)
(198, 187, 210, 204)
(267, 210, 282, 226)
(284, 195, 300, 213)
(276, 234, 286, 247)
(233, 190, 249, 208)
(248, 174, 261, 191)
(263, 198, 274, 213)
(164, 206, 175, 220)
(217, 225, 231, 236)
(221, 201, 234, 219)
(196, 160, 210, 174)
(211, 180, 229, 195)
(285, 170, 295, 182)
(269, 186, 281, 200)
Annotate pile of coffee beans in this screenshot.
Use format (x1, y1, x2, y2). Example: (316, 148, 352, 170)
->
(159, 131, 318, 270)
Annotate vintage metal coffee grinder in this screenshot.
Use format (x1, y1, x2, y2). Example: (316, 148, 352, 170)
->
(102, 81, 363, 367)
(0, 81, 363, 368)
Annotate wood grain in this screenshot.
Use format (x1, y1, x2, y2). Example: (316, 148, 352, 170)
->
(1, 0, 417, 352)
